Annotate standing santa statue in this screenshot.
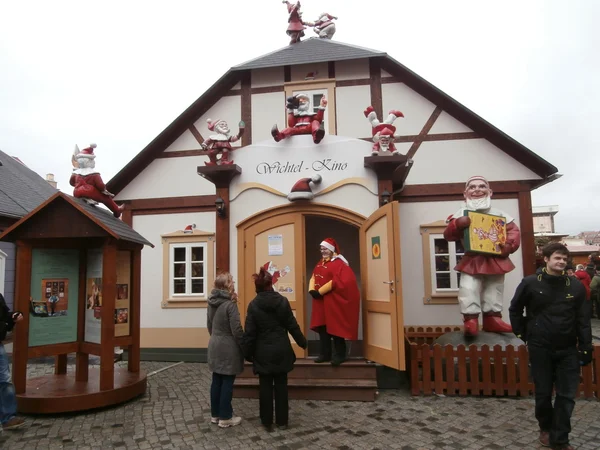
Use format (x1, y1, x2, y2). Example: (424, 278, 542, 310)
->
(308, 238, 360, 365)
(70, 144, 124, 218)
(443, 176, 520, 337)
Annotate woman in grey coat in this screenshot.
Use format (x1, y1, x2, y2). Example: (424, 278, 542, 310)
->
(207, 272, 244, 428)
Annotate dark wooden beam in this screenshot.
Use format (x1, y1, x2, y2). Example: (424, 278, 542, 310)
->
(328, 61, 336, 79)
(188, 125, 204, 145)
(129, 249, 141, 373)
(398, 180, 534, 199)
(406, 106, 443, 160)
(241, 72, 252, 146)
(518, 191, 536, 276)
(127, 195, 217, 212)
(216, 187, 230, 274)
(284, 65, 291, 82)
(13, 240, 32, 394)
(368, 59, 383, 120)
(158, 149, 209, 159)
(76, 248, 89, 382)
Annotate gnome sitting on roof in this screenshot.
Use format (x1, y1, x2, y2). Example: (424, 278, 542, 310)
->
(305, 12, 338, 39)
(201, 119, 245, 166)
(364, 106, 404, 155)
(70, 144, 124, 218)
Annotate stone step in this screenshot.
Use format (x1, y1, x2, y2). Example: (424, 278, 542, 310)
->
(233, 377, 378, 402)
(238, 358, 377, 379)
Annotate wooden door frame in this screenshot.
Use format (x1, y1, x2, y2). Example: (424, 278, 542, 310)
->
(237, 203, 366, 357)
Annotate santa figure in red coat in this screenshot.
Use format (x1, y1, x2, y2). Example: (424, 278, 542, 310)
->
(443, 176, 520, 337)
(69, 144, 124, 218)
(308, 238, 360, 365)
(272, 93, 327, 144)
(201, 118, 245, 166)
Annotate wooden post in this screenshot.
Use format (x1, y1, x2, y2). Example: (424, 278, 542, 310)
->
(76, 248, 89, 382)
(100, 240, 117, 390)
(216, 186, 230, 273)
(518, 190, 536, 276)
(128, 248, 141, 373)
(13, 241, 32, 394)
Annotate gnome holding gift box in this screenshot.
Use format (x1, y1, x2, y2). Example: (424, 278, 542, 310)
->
(70, 144, 124, 218)
(201, 118, 245, 166)
(443, 175, 521, 337)
(308, 238, 360, 366)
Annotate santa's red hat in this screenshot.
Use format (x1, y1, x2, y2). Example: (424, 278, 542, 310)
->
(207, 118, 224, 131)
(320, 237, 340, 254)
(183, 223, 196, 233)
(465, 175, 489, 188)
(378, 128, 395, 138)
(78, 143, 97, 159)
(287, 174, 322, 201)
(262, 261, 273, 272)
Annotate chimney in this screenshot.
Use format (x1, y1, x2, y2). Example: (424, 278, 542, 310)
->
(46, 173, 58, 189)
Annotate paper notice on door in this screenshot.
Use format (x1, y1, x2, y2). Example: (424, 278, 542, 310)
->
(268, 234, 283, 256)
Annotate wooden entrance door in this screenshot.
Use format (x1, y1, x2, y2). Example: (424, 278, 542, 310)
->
(239, 212, 306, 358)
(360, 202, 405, 370)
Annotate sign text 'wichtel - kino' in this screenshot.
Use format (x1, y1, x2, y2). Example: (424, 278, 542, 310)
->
(255, 159, 349, 175)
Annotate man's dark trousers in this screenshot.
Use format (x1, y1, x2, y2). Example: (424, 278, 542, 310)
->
(529, 345, 580, 447)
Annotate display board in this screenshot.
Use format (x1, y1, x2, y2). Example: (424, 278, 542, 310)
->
(463, 211, 507, 255)
(84, 249, 103, 344)
(115, 251, 131, 337)
(29, 249, 79, 346)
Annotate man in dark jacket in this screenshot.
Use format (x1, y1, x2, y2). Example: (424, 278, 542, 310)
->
(0, 293, 25, 430)
(509, 243, 592, 450)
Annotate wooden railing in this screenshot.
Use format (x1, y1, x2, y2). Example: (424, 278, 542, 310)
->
(404, 326, 600, 399)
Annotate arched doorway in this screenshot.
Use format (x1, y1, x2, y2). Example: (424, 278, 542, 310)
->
(236, 203, 365, 359)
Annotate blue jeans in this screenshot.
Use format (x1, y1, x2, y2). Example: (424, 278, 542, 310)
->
(529, 346, 580, 447)
(0, 344, 17, 425)
(210, 373, 236, 420)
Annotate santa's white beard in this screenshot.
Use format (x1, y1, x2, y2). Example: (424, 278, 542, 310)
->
(296, 102, 311, 115)
(465, 196, 491, 211)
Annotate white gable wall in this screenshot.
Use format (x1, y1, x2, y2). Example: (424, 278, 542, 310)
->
(382, 83, 437, 135)
(429, 111, 473, 134)
(335, 85, 372, 138)
(406, 139, 542, 185)
(251, 92, 286, 143)
(334, 58, 370, 80)
(115, 155, 216, 200)
(164, 129, 202, 152)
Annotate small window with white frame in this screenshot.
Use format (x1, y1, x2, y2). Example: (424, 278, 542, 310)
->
(170, 243, 206, 297)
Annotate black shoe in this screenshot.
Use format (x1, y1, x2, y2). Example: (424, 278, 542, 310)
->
(276, 424, 288, 430)
(262, 423, 274, 432)
(271, 124, 281, 142)
(331, 355, 347, 366)
(313, 123, 325, 144)
(314, 355, 331, 363)
(332, 337, 347, 366)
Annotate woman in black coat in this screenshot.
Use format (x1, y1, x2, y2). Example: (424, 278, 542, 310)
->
(242, 267, 307, 431)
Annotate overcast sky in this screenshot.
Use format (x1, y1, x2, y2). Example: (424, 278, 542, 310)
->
(1, 1, 598, 234)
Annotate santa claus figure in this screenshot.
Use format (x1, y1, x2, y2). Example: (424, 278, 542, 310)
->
(306, 12, 338, 39)
(364, 106, 404, 155)
(309, 238, 360, 366)
(272, 93, 327, 144)
(262, 261, 290, 286)
(443, 176, 521, 337)
(201, 119, 245, 166)
(282, 1, 306, 44)
(69, 144, 124, 218)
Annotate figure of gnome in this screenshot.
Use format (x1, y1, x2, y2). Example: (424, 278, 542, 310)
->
(306, 12, 338, 39)
(443, 176, 521, 337)
(70, 144, 124, 218)
(282, 1, 306, 44)
(201, 119, 245, 166)
(364, 106, 404, 155)
(272, 94, 327, 144)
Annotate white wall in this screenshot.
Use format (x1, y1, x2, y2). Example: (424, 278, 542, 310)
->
(335, 85, 372, 138)
(251, 92, 286, 143)
(115, 156, 216, 200)
(133, 212, 215, 329)
(334, 58, 370, 81)
(382, 83, 437, 136)
(429, 111, 473, 134)
(398, 199, 523, 326)
(164, 129, 201, 152)
(251, 67, 284, 88)
(405, 139, 542, 185)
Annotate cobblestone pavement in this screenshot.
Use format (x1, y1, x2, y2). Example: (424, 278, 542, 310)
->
(1, 356, 600, 450)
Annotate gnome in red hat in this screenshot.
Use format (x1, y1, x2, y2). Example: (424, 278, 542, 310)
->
(271, 93, 327, 144)
(364, 106, 404, 155)
(443, 175, 521, 337)
(308, 237, 360, 366)
(287, 174, 322, 201)
(201, 118, 245, 166)
(69, 143, 125, 218)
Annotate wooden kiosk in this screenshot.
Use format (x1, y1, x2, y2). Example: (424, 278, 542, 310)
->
(0, 192, 153, 413)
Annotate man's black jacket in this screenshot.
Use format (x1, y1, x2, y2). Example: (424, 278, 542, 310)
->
(509, 268, 592, 351)
(0, 293, 16, 342)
